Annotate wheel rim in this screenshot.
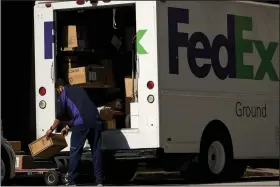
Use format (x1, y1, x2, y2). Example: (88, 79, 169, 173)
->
(47, 173, 56, 184)
(1, 159, 6, 182)
(207, 141, 226, 174)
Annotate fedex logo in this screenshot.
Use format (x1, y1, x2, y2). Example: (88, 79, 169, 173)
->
(168, 7, 279, 81)
(44, 21, 54, 60)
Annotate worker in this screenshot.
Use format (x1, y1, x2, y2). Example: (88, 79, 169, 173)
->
(45, 78, 103, 186)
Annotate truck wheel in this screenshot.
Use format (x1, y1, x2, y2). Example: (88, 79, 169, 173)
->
(231, 162, 247, 179)
(44, 170, 59, 186)
(104, 160, 137, 184)
(1, 155, 10, 185)
(180, 159, 203, 182)
(199, 132, 233, 181)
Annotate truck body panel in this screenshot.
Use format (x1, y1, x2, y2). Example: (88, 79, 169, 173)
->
(34, 1, 160, 151)
(157, 1, 279, 159)
(34, 0, 279, 161)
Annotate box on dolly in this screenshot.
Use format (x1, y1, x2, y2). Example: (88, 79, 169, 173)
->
(29, 134, 68, 159)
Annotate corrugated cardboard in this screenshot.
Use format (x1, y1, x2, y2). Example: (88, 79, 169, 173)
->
(8, 141, 21, 152)
(28, 134, 68, 159)
(61, 58, 80, 82)
(105, 99, 122, 110)
(124, 77, 136, 97)
(99, 108, 115, 121)
(106, 120, 116, 129)
(68, 65, 106, 86)
(15, 155, 34, 169)
(63, 25, 88, 50)
(125, 77, 137, 114)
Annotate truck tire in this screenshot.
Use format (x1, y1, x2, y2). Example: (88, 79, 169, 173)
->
(180, 159, 203, 182)
(44, 170, 59, 186)
(104, 160, 137, 184)
(231, 162, 247, 179)
(1, 152, 10, 185)
(199, 131, 233, 181)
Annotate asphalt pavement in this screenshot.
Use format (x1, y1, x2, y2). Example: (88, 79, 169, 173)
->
(10, 168, 279, 186)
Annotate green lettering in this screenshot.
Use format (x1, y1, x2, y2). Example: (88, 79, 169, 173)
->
(234, 16, 254, 79)
(254, 41, 279, 81)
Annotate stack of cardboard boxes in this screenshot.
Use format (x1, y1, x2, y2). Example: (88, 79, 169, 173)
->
(59, 24, 136, 129)
(8, 141, 35, 170)
(68, 59, 115, 88)
(8, 135, 68, 168)
(99, 99, 124, 129)
(61, 25, 115, 88)
(62, 25, 88, 51)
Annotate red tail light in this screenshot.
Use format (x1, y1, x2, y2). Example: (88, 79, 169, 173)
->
(39, 87, 46, 96)
(147, 81, 154, 90)
(76, 0, 85, 5)
(45, 2, 52, 7)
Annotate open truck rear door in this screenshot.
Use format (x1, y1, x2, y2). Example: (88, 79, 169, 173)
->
(34, 4, 55, 139)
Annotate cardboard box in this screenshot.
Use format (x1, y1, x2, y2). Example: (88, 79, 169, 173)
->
(28, 134, 68, 159)
(106, 120, 116, 129)
(124, 77, 137, 114)
(63, 25, 88, 50)
(124, 77, 136, 97)
(15, 155, 34, 169)
(105, 99, 123, 110)
(68, 65, 106, 86)
(99, 108, 115, 121)
(8, 141, 21, 152)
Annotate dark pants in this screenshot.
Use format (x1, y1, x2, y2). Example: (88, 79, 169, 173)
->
(68, 126, 103, 184)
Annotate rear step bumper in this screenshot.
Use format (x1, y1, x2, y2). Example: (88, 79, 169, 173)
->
(82, 148, 162, 161)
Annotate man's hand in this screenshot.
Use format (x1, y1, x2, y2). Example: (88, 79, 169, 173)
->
(45, 129, 53, 140)
(61, 127, 69, 137)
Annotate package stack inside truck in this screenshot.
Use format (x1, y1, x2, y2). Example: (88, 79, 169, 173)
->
(56, 7, 136, 130)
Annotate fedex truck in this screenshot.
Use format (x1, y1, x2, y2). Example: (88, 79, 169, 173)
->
(34, 0, 279, 183)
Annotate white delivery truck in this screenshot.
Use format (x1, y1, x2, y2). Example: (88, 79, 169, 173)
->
(32, 0, 279, 184)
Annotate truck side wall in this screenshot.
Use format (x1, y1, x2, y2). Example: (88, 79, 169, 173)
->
(157, 1, 279, 159)
(34, 1, 160, 150)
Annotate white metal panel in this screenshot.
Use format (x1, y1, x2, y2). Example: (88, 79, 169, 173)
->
(157, 1, 279, 158)
(134, 1, 160, 149)
(51, 1, 135, 10)
(35, 1, 160, 150)
(34, 5, 56, 139)
(130, 103, 139, 129)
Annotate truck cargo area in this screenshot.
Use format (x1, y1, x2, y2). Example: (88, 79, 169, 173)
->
(55, 5, 137, 130)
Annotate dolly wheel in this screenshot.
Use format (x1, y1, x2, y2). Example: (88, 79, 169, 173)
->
(44, 170, 59, 186)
